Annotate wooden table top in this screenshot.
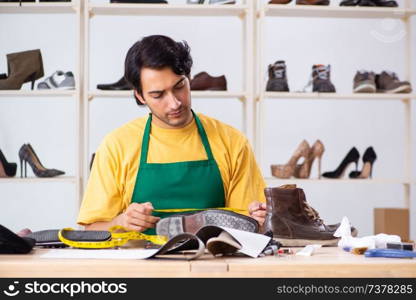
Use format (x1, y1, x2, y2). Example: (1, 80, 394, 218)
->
(1, 247, 415, 278)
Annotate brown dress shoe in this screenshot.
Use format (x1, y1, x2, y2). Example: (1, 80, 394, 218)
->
(264, 185, 349, 246)
(190, 72, 227, 91)
(296, 0, 329, 5)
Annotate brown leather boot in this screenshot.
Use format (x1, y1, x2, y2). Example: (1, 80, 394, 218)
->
(0, 49, 44, 90)
(264, 185, 346, 246)
(190, 71, 227, 91)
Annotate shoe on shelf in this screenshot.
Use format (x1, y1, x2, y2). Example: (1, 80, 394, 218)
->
(96, 76, 131, 90)
(37, 71, 75, 90)
(340, 0, 360, 5)
(312, 64, 336, 93)
(110, 0, 168, 3)
(206, 231, 241, 256)
(349, 146, 377, 179)
(0, 149, 17, 177)
(264, 185, 352, 246)
(321, 147, 360, 179)
(375, 71, 412, 94)
(156, 209, 259, 239)
(359, 0, 398, 7)
(190, 71, 227, 91)
(266, 60, 289, 92)
(18, 144, 65, 178)
(271, 140, 310, 179)
(0, 49, 44, 90)
(269, 0, 292, 4)
(294, 139, 325, 179)
(296, 0, 330, 5)
(353, 70, 376, 93)
(89, 153, 96, 171)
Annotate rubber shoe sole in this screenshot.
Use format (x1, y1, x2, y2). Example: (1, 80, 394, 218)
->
(273, 237, 340, 247)
(156, 209, 259, 239)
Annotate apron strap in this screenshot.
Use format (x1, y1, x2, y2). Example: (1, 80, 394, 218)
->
(140, 110, 215, 165)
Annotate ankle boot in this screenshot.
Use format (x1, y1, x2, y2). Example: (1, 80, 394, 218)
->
(0, 49, 44, 90)
(264, 185, 341, 246)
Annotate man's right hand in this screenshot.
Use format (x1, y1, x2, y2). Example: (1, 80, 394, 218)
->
(114, 202, 160, 232)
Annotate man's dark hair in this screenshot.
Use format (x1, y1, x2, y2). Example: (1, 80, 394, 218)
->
(124, 35, 193, 106)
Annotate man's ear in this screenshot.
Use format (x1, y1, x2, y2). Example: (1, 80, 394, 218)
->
(134, 90, 146, 105)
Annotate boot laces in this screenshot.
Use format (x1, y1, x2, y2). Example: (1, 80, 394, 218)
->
(302, 199, 324, 224)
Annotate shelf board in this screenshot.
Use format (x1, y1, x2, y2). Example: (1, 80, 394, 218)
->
(265, 177, 410, 185)
(89, 90, 245, 100)
(0, 176, 77, 184)
(0, 2, 77, 14)
(263, 5, 416, 19)
(89, 3, 248, 17)
(0, 90, 76, 97)
(262, 92, 416, 100)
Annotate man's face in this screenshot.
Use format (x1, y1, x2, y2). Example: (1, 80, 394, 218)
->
(135, 67, 193, 129)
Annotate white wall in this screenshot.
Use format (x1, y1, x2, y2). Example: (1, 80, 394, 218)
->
(0, 0, 415, 239)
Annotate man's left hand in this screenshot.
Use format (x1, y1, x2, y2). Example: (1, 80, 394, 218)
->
(248, 201, 267, 226)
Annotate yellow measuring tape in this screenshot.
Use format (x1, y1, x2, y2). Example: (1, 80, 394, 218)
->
(58, 207, 246, 249)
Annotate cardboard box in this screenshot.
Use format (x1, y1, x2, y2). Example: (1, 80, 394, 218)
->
(374, 208, 409, 241)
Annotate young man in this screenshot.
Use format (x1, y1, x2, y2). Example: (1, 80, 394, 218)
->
(77, 35, 266, 234)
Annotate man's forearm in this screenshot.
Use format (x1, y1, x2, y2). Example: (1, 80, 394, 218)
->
(83, 216, 120, 231)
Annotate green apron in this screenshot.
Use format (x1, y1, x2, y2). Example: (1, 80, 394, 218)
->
(131, 111, 226, 235)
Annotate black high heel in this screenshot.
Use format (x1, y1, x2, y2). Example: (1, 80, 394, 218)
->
(349, 147, 377, 179)
(322, 147, 360, 179)
(0, 149, 17, 177)
(18, 144, 65, 178)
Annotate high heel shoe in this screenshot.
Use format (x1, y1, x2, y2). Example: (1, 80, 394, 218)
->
(294, 139, 325, 179)
(271, 140, 310, 179)
(349, 147, 377, 179)
(0, 49, 44, 90)
(18, 143, 65, 178)
(0, 149, 17, 177)
(321, 147, 360, 179)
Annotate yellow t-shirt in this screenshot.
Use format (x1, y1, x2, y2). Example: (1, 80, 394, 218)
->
(77, 113, 266, 225)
